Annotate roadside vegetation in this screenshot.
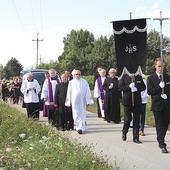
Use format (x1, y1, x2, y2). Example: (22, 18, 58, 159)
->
(0, 101, 117, 170)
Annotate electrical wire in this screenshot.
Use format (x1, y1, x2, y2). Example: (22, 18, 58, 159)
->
(39, 0, 44, 37)
(30, 0, 38, 33)
(11, 0, 31, 38)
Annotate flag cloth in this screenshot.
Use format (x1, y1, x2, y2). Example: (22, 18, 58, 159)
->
(112, 19, 147, 77)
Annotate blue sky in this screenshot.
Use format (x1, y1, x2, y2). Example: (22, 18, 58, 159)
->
(0, 0, 170, 69)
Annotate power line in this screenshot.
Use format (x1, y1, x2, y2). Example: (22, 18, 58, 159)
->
(39, 0, 44, 37)
(30, 0, 38, 32)
(12, 0, 31, 38)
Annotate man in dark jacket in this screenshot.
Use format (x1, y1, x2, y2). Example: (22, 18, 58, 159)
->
(147, 58, 170, 153)
(54, 73, 74, 131)
(103, 68, 121, 123)
(119, 73, 146, 144)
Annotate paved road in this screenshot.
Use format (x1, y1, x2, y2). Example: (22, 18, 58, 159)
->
(13, 104, 170, 170)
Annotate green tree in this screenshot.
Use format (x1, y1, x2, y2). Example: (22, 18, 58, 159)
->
(146, 29, 170, 74)
(3, 57, 23, 79)
(90, 35, 116, 74)
(58, 29, 95, 74)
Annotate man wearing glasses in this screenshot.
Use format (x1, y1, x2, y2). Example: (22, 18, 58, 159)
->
(65, 70, 94, 134)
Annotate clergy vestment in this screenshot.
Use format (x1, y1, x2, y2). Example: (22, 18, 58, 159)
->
(103, 77, 121, 123)
(54, 82, 74, 130)
(94, 76, 106, 118)
(21, 79, 41, 118)
(41, 77, 60, 125)
(65, 78, 94, 132)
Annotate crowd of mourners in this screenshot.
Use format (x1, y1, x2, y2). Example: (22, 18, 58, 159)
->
(0, 77, 23, 105)
(0, 57, 170, 153)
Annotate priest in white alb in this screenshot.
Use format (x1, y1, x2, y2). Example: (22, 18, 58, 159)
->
(21, 73, 41, 119)
(41, 69, 60, 126)
(93, 69, 106, 119)
(65, 70, 94, 134)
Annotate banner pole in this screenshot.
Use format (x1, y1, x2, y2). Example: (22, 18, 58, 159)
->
(153, 11, 169, 94)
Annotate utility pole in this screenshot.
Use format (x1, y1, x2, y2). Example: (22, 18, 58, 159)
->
(39, 54, 44, 65)
(153, 11, 169, 93)
(32, 32, 43, 68)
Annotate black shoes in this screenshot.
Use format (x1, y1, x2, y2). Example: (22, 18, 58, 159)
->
(162, 147, 168, 153)
(122, 133, 127, 141)
(133, 139, 142, 144)
(77, 129, 82, 134)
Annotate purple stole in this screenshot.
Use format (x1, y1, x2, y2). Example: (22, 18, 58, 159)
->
(47, 77, 60, 110)
(43, 102, 47, 117)
(97, 77, 105, 110)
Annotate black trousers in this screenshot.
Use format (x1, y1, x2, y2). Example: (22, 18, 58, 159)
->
(47, 106, 56, 126)
(122, 105, 141, 140)
(26, 103, 40, 119)
(97, 98, 102, 118)
(153, 108, 169, 148)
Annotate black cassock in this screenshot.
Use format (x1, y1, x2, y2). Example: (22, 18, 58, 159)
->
(54, 82, 74, 130)
(103, 77, 121, 123)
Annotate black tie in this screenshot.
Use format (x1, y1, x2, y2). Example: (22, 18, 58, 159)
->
(159, 75, 162, 81)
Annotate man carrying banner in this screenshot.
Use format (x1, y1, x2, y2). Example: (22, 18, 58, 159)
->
(147, 58, 170, 153)
(119, 73, 145, 143)
(112, 18, 147, 143)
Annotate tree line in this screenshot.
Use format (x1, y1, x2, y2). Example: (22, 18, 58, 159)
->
(1, 29, 170, 79)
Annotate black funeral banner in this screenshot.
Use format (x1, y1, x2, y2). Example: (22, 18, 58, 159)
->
(112, 19, 147, 77)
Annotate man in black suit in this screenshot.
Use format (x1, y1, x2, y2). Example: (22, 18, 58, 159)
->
(147, 58, 170, 153)
(64, 70, 73, 81)
(119, 73, 146, 144)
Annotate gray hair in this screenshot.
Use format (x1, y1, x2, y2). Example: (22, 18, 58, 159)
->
(109, 68, 117, 73)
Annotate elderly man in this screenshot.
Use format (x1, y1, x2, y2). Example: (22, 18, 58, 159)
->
(94, 69, 107, 119)
(65, 70, 94, 134)
(103, 68, 121, 123)
(54, 73, 74, 131)
(21, 73, 41, 119)
(41, 69, 60, 126)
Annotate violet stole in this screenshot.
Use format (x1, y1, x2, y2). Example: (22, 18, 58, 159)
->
(43, 102, 47, 117)
(47, 77, 56, 110)
(97, 77, 105, 110)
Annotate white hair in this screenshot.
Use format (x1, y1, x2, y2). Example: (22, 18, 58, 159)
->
(109, 68, 117, 73)
(71, 69, 76, 76)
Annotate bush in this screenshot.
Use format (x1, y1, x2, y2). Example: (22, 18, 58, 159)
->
(82, 75, 94, 90)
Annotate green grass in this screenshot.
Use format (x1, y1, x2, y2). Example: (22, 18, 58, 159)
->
(0, 101, 116, 170)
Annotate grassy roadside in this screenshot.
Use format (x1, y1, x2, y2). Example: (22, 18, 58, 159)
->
(0, 101, 116, 170)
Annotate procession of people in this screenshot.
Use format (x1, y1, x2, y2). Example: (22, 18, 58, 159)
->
(1, 61, 170, 154)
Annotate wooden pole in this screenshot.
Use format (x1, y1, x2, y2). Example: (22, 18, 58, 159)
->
(131, 75, 135, 106)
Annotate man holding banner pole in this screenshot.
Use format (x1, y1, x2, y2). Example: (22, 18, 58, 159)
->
(112, 18, 147, 144)
(119, 73, 145, 143)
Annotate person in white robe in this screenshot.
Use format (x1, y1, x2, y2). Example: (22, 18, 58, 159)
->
(93, 69, 106, 118)
(65, 70, 94, 134)
(21, 73, 41, 119)
(41, 69, 60, 126)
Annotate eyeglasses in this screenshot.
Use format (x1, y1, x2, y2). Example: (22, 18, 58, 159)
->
(75, 74, 81, 75)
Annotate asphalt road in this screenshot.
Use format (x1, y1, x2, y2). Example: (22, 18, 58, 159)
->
(13, 104, 170, 170)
